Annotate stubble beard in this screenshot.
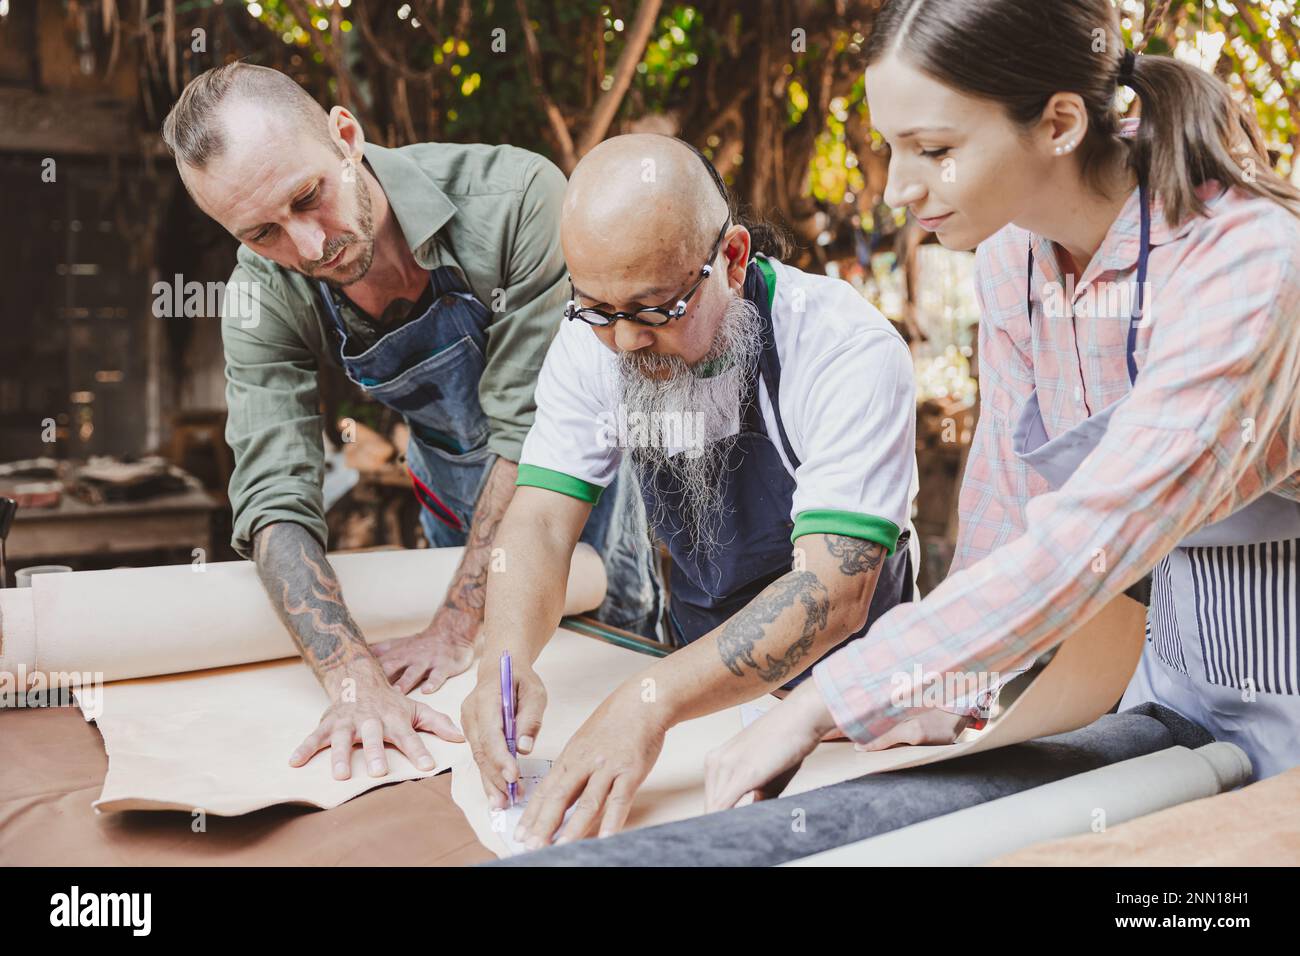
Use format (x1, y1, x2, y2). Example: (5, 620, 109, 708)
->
(306, 170, 376, 286)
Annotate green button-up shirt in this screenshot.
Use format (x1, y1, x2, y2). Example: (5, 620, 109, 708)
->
(220, 141, 568, 558)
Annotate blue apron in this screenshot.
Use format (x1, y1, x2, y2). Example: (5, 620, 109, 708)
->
(1012, 182, 1300, 780)
(642, 257, 914, 688)
(319, 267, 495, 543)
(317, 268, 659, 634)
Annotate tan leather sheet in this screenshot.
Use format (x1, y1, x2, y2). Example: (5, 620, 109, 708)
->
(450, 628, 759, 855)
(0, 545, 606, 817)
(2, 590, 1149, 864)
(0, 705, 493, 866)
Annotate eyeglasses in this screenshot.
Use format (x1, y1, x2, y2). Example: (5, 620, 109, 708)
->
(564, 219, 730, 328)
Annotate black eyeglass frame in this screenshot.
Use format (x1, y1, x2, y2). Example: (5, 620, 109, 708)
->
(563, 219, 731, 328)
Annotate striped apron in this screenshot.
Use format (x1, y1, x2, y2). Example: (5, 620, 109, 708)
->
(1012, 182, 1300, 780)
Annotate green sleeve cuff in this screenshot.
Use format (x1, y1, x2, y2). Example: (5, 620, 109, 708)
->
(791, 510, 902, 555)
(516, 464, 604, 504)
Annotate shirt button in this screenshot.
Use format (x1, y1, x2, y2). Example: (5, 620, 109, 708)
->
(1074, 386, 1084, 403)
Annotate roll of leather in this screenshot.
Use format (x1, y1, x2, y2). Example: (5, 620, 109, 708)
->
(785, 742, 1251, 866)
(486, 703, 1214, 867)
(0, 544, 607, 686)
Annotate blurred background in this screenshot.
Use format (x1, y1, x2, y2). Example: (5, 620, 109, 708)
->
(0, 0, 1296, 594)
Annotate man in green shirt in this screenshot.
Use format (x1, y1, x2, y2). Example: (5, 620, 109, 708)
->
(161, 63, 657, 781)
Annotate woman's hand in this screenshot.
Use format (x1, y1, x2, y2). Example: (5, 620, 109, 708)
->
(704, 680, 839, 812)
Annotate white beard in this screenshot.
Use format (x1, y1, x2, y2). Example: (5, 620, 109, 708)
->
(617, 291, 765, 557)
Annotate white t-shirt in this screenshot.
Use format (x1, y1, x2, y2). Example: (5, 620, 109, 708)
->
(517, 257, 920, 555)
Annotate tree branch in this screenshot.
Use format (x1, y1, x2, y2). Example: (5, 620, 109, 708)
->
(575, 0, 664, 158)
(282, 0, 369, 125)
(515, 0, 578, 172)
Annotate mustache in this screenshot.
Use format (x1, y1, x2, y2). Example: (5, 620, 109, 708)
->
(303, 236, 353, 274)
(622, 348, 685, 371)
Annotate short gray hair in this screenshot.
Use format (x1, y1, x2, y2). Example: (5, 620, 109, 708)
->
(161, 62, 334, 168)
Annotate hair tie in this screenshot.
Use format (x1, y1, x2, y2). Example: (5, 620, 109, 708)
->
(1117, 49, 1138, 87)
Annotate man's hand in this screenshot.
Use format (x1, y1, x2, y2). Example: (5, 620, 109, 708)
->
(513, 684, 666, 849)
(372, 608, 477, 695)
(704, 679, 836, 812)
(461, 660, 547, 809)
(289, 666, 464, 780)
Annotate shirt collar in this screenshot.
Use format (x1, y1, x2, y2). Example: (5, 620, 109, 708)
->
(362, 143, 458, 263)
(1031, 179, 1215, 280)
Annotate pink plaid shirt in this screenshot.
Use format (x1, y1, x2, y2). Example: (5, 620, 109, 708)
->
(814, 182, 1300, 742)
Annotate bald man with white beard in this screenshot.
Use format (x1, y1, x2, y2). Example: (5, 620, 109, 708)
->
(462, 134, 957, 849)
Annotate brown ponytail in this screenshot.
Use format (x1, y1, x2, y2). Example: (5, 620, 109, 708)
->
(1123, 51, 1300, 224)
(864, 0, 1300, 226)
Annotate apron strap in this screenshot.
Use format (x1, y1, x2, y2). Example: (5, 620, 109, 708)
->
(1127, 178, 1151, 385)
(316, 280, 350, 365)
(1025, 246, 1035, 326)
(748, 257, 802, 471)
(1023, 179, 1151, 386)
(429, 264, 470, 298)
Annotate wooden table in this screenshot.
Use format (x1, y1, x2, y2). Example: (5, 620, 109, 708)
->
(0, 622, 656, 867)
(0, 705, 494, 867)
(7, 488, 220, 565)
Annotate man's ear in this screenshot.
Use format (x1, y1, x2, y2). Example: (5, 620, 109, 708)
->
(723, 224, 751, 290)
(329, 105, 366, 164)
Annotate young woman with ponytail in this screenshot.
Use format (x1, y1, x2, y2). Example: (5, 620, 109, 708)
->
(706, 0, 1300, 807)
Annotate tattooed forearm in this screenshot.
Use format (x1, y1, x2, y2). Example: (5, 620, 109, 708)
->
(825, 535, 885, 576)
(253, 522, 370, 677)
(442, 458, 516, 619)
(716, 571, 830, 683)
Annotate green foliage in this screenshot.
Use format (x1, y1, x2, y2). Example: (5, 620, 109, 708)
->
(238, 1, 1297, 202)
(638, 6, 702, 101)
(1119, 0, 1298, 173)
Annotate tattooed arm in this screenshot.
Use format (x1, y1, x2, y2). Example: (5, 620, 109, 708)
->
(370, 457, 518, 694)
(442, 457, 517, 623)
(656, 533, 887, 723)
(704, 529, 973, 811)
(510, 533, 889, 847)
(253, 521, 376, 685)
(253, 521, 464, 778)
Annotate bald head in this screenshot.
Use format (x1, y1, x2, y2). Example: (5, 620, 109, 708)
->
(562, 134, 731, 293)
(571, 138, 765, 555)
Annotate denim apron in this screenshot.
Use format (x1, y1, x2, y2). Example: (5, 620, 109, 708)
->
(1011, 183, 1300, 780)
(318, 267, 659, 635)
(642, 257, 914, 688)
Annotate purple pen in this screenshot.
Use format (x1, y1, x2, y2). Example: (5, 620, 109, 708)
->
(500, 651, 517, 806)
